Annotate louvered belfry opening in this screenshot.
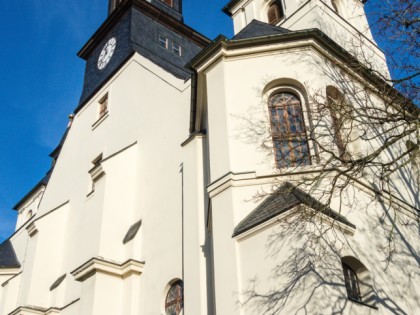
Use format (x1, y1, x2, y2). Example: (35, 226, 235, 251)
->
(267, 1, 284, 25)
(161, 0, 174, 7)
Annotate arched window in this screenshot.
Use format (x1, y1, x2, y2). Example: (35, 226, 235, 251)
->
(341, 256, 376, 306)
(326, 86, 351, 160)
(165, 280, 183, 315)
(267, 1, 284, 25)
(406, 140, 420, 185)
(269, 92, 310, 168)
(342, 262, 361, 301)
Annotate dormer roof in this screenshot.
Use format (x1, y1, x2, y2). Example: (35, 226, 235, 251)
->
(0, 240, 20, 269)
(233, 182, 356, 237)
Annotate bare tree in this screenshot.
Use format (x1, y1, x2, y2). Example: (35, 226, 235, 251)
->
(238, 1, 420, 312)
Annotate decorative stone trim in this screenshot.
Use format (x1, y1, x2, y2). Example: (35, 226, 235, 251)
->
(1, 270, 21, 288)
(88, 163, 105, 183)
(26, 222, 38, 237)
(8, 299, 80, 315)
(71, 257, 145, 282)
(0, 268, 20, 277)
(9, 307, 61, 315)
(9, 306, 48, 315)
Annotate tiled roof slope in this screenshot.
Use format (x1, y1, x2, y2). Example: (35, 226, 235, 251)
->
(233, 182, 355, 237)
(0, 240, 20, 269)
(232, 20, 290, 40)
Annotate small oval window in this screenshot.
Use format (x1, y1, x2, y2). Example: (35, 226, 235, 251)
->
(165, 280, 183, 315)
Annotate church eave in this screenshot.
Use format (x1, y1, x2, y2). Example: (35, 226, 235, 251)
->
(188, 28, 417, 127)
(223, 0, 368, 16)
(78, 0, 210, 60)
(222, 0, 243, 16)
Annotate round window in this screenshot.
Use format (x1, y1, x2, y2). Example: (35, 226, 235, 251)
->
(165, 280, 183, 315)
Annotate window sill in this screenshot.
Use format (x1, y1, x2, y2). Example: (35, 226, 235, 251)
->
(348, 298, 378, 310)
(92, 112, 109, 130)
(255, 164, 318, 177)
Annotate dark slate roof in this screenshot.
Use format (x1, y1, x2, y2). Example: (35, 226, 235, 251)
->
(76, 2, 210, 110)
(233, 182, 355, 237)
(49, 126, 71, 160)
(0, 240, 20, 269)
(232, 20, 290, 40)
(13, 170, 51, 211)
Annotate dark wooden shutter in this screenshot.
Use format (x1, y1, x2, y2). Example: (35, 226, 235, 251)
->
(268, 4, 282, 25)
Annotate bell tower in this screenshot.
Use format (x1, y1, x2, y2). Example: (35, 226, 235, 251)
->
(109, 0, 183, 20)
(223, 0, 389, 77)
(76, 0, 208, 110)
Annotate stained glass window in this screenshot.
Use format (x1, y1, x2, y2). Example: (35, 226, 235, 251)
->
(269, 92, 310, 168)
(165, 280, 183, 315)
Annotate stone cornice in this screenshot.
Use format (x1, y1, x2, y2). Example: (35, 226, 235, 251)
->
(71, 257, 145, 282)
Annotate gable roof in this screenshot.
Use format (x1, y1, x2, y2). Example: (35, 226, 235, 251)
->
(233, 182, 355, 237)
(0, 240, 20, 269)
(233, 19, 290, 40)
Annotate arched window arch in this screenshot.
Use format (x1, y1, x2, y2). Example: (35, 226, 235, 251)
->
(164, 280, 183, 315)
(267, 0, 284, 25)
(269, 91, 311, 168)
(326, 86, 352, 160)
(341, 256, 376, 306)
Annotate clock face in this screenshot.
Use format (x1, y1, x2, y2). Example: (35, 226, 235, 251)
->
(97, 37, 117, 70)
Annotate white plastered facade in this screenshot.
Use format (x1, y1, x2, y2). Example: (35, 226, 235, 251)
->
(1, 0, 419, 314)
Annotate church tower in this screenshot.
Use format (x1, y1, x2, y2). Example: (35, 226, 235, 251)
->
(77, 0, 208, 108)
(1, 0, 420, 314)
(0, 1, 210, 315)
(223, 0, 389, 76)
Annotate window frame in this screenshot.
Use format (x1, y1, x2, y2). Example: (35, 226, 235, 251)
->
(158, 34, 169, 49)
(268, 90, 311, 168)
(98, 93, 109, 119)
(172, 42, 182, 56)
(267, 0, 284, 25)
(164, 280, 183, 315)
(342, 262, 362, 302)
(341, 256, 378, 308)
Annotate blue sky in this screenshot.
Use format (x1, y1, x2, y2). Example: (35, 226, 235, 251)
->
(0, 0, 232, 242)
(0, 0, 400, 242)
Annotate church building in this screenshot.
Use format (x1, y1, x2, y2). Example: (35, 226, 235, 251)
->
(1, 0, 419, 314)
